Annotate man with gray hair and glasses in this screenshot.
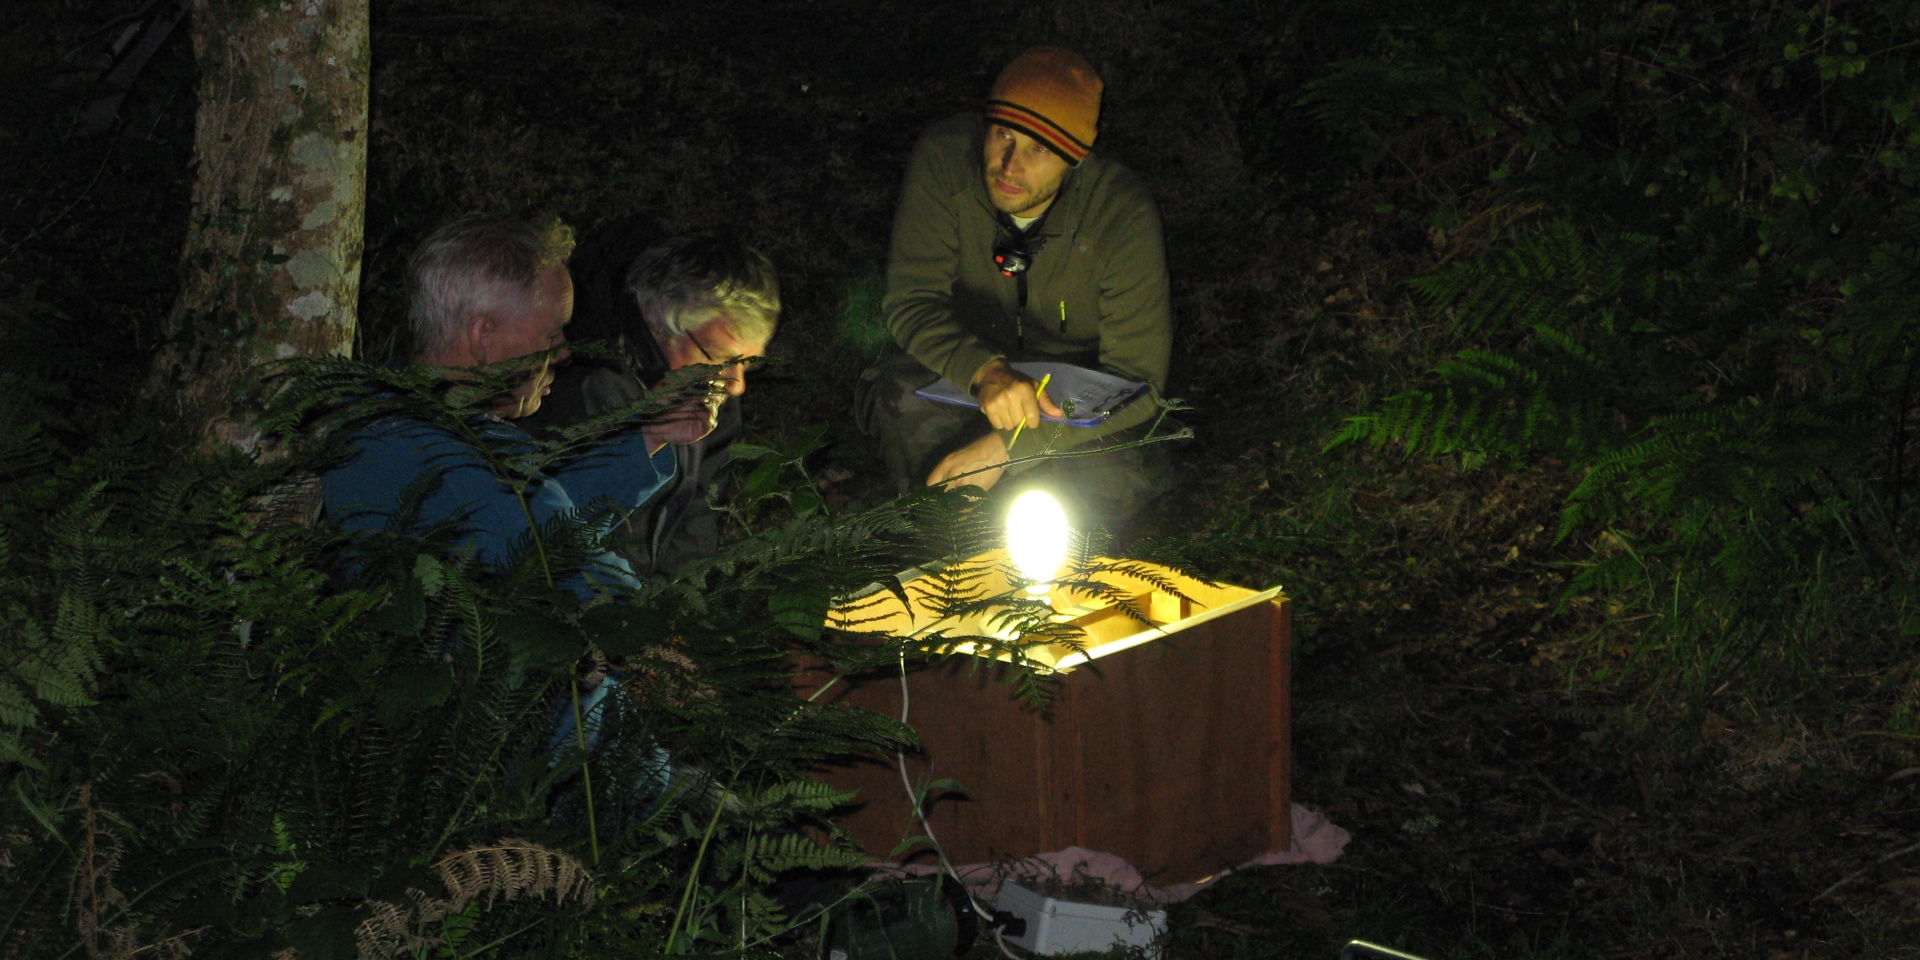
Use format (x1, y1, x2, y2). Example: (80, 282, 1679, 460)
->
(323, 213, 701, 596)
(519, 218, 780, 575)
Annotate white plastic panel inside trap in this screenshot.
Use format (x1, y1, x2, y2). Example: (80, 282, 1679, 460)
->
(992, 880, 1167, 956)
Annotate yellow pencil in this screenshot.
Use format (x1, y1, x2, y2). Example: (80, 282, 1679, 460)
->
(1008, 373, 1052, 449)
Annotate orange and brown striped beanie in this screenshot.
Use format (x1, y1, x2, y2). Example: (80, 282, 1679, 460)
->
(985, 46, 1102, 166)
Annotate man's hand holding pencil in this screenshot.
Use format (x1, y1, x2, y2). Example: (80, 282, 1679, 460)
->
(1007, 373, 1051, 449)
(970, 357, 1066, 432)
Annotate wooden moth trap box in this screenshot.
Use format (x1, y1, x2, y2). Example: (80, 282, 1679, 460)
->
(796, 549, 1291, 884)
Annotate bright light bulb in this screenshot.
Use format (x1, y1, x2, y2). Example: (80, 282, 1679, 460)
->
(1006, 490, 1070, 595)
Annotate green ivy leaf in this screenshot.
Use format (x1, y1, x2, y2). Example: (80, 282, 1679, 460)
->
(413, 553, 445, 597)
(788, 485, 826, 517)
(743, 458, 784, 503)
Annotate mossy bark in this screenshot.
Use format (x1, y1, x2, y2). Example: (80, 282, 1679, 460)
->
(147, 0, 370, 453)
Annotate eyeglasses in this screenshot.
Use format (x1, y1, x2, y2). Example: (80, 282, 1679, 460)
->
(683, 327, 766, 371)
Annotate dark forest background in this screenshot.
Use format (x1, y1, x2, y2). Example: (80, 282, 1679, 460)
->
(4, 0, 1919, 957)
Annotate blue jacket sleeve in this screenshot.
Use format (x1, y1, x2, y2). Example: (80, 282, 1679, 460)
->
(324, 417, 677, 598)
(544, 424, 678, 532)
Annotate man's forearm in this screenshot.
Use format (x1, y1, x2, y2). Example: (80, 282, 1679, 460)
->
(883, 281, 1006, 390)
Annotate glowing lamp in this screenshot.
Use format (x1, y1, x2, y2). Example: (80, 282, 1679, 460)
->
(1006, 490, 1070, 596)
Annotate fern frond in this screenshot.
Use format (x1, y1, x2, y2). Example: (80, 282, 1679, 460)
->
(431, 837, 596, 909)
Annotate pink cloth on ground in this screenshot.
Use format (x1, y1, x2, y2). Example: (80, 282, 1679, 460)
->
(875, 802, 1349, 906)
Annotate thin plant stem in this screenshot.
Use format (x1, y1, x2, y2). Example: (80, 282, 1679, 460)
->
(664, 769, 741, 954)
(570, 681, 601, 866)
(512, 485, 556, 588)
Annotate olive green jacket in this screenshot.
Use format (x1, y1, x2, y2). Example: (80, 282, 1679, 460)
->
(882, 112, 1172, 461)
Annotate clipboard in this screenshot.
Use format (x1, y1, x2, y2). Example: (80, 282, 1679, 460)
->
(913, 361, 1148, 427)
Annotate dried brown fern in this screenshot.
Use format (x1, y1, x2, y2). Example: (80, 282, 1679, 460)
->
(433, 837, 596, 908)
(69, 784, 127, 959)
(67, 785, 189, 960)
(354, 838, 595, 960)
(618, 644, 715, 707)
(353, 888, 453, 960)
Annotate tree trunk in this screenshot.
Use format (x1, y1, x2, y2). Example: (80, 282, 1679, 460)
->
(146, 0, 369, 453)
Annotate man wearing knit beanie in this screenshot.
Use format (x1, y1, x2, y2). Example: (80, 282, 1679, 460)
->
(857, 46, 1175, 530)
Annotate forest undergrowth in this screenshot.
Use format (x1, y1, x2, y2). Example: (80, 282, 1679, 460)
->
(4, 0, 1919, 957)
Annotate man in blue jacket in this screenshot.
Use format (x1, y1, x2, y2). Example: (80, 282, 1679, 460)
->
(322, 213, 728, 822)
(323, 214, 714, 596)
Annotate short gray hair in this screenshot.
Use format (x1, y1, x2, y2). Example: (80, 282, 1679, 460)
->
(626, 235, 780, 344)
(407, 214, 576, 360)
